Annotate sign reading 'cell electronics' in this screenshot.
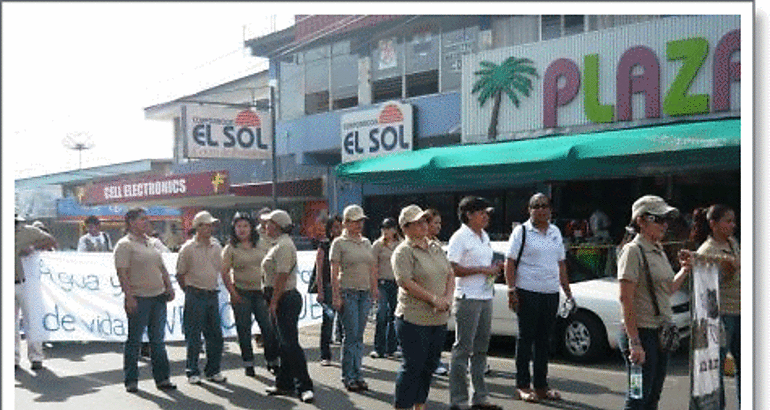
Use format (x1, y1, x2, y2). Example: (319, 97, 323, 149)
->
(183, 105, 272, 160)
(340, 101, 413, 163)
(82, 171, 229, 205)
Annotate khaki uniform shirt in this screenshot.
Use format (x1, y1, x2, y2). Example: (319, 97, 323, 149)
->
(697, 237, 740, 315)
(222, 243, 264, 290)
(176, 237, 223, 291)
(113, 233, 167, 297)
(618, 235, 675, 328)
(15, 225, 53, 283)
(330, 232, 375, 291)
(372, 237, 399, 281)
(261, 234, 297, 291)
(392, 239, 453, 326)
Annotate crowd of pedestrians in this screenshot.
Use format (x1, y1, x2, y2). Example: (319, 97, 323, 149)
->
(14, 191, 741, 409)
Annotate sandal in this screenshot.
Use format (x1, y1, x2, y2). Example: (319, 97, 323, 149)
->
(535, 388, 562, 401)
(515, 388, 539, 403)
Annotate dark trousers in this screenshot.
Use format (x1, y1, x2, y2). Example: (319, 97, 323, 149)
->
(515, 289, 559, 390)
(183, 289, 223, 377)
(619, 328, 669, 410)
(374, 279, 399, 356)
(720, 314, 740, 408)
(124, 295, 170, 385)
(319, 288, 335, 360)
(231, 288, 279, 366)
(394, 317, 446, 409)
(274, 289, 313, 393)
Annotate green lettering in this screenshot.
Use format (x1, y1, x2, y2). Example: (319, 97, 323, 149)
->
(583, 54, 614, 123)
(663, 37, 710, 116)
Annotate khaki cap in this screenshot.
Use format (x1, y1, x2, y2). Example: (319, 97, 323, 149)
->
(260, 209, 293, 228)
(399, 204, 430, 227)
(192, 211, 219, 228)
(343, 205, 367, 222)
(631, 195, 679, 222)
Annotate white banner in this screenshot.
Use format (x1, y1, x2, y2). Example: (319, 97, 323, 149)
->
(20, 251, 321, 342)
(689, 260, 722, 409)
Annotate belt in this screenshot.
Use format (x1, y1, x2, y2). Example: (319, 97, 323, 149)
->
(186, 286, 218, 296)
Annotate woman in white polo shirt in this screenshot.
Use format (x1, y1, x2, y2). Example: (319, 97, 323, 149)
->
(447, 196, 503, 410)
(504, 193, 572, 403)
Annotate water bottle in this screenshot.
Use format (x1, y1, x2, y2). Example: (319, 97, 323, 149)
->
(558, 297, 576, 318)
(629, 363, 643, 399)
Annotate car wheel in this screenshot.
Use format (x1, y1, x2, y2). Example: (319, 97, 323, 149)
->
(559, 310, 608, 363)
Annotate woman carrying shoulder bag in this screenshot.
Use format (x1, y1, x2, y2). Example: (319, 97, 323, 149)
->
(618, 195, 693, 410)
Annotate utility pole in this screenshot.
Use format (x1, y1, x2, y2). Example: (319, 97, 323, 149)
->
(269, 79, 278, 210)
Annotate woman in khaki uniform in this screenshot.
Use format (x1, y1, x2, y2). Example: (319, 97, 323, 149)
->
(331, 204, 378, 392)
(618, 195, 693, 410)
(392, 205, 454, 410)
(261, 210, 314, 403)
(371, 217, 401, 359)
(690, 204, 740, 407)
(221, 212, 279, 376)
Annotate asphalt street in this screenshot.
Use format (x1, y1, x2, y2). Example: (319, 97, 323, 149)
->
(14, 324, 738, 410)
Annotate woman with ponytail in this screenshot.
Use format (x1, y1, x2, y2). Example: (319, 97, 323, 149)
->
(691, 204, 740, 408)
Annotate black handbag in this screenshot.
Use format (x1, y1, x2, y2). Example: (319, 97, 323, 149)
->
(636, 244, 680, 352)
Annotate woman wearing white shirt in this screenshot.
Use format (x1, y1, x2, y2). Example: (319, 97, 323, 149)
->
(447, 196, 503, 410)
(504, 193, 572, 403)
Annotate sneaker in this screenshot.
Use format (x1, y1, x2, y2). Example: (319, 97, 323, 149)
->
(188, 375, 202, 385)
(125, 382, 139, 393)
(369, 351, 384, 359)
(245, 366, 256, 377)
(320, 359, 333, 366)
(434, 363, 448, 376)
(156, 380, 177, 390)
(206, 373, 227, 383)
(31, 361, 43, 371)
(266, 386, 294, 396)
(300, 390, 315, 403)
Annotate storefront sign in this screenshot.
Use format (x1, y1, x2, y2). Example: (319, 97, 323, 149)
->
(183, 105, 272, 159)
(82, 171, 229, 205)
(462, 15, 741, 143)
(340, 101, 413, 163)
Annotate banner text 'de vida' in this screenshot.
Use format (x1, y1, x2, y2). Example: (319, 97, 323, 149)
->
(20, 251, 322, 342)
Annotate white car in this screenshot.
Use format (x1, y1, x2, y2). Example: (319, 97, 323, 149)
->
(446, 242, 691, 362)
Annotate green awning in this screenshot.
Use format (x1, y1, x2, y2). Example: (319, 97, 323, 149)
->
(335, 119, 741, 187)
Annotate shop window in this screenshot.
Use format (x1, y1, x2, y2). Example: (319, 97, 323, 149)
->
(333, 96, 358, 110)
(373, 77, 402, 103)
(305, 91, 329, 115)
(406, 70, 438, 97)
(541, 15, 586, 40)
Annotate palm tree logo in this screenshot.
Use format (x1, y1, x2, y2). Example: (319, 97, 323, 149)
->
(472, 57, 539, 141)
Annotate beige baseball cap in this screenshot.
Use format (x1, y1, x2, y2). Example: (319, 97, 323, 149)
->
(192, 211, 219, 228)
(260, 209, 293, 228)
(399, 204, 430, 227)
(343, 204, 367, 222)
(630, 195, 679, 222)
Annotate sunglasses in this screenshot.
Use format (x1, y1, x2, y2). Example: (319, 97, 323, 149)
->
(644, 214, 669, 224)
(530, 203, 550, 210)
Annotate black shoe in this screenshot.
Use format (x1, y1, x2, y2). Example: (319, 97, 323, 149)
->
(355, 380, 369, 391)
(267, 364, 279, 375)
(31, 361, 43, 371)
(156, 380, 177, 391)
(471, 403, 503, 410)
(125, 382, 139, 393)
(266, 386, 294, 396)
(245, 366, 256, 377)
(344, 381, 361, 392)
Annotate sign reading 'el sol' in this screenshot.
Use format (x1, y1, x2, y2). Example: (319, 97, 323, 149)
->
(183, 105, 272, 160)
(340, 101, 413, 163)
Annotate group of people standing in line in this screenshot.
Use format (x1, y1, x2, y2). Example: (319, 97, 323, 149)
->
(14, 190, 740, 410)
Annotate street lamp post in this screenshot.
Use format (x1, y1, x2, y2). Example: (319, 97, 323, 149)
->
(269, 79, 278, 210)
